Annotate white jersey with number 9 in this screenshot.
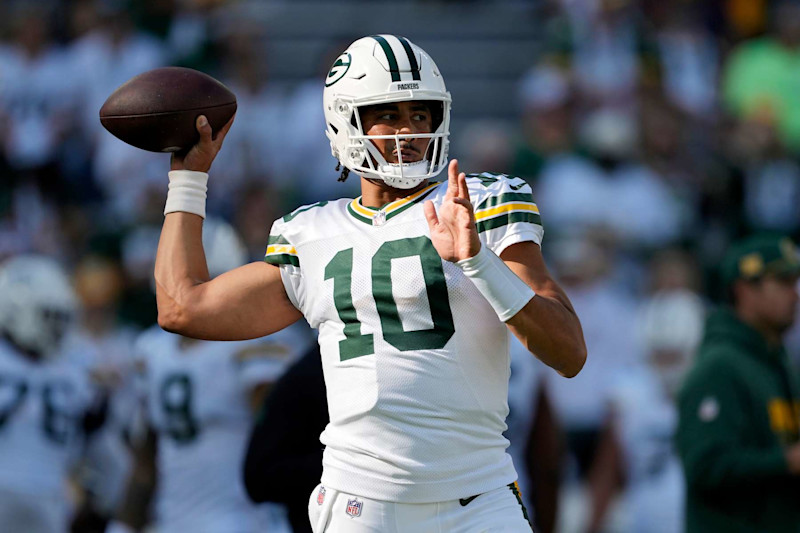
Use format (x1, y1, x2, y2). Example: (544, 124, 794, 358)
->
(135, 323, 309, 532)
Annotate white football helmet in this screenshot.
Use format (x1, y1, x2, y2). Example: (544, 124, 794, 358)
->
(146, 217, 247, 294)
(0, 255, 78, 357)
(203, 217, 248, 278)
(639, 289, 706, 393)
(640, 290, 705, 355)
(323, 35, 451, 189)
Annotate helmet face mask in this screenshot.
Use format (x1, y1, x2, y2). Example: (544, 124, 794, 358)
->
(323, 35, 452, 189)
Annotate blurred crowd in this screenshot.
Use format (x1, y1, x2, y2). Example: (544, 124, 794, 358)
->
(2, 0, 800, 532)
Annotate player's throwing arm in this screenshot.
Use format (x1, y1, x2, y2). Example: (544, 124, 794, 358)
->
(152, 114, 303, 341)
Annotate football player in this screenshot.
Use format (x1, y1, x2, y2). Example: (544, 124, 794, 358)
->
(586, 290, 705, 533)
(109, 219, 311, 533)
(0, 255, 106, 533)
(66, 255, 140, 523)
(155, 35, 586, 531)
(505, 334, 563, 533)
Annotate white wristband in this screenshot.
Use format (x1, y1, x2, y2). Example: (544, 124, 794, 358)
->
(164, 170, 209, 218)
(456, 245, 535, 322)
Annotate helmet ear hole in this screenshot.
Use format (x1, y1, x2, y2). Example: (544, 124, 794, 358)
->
(347, 146, 368, 169)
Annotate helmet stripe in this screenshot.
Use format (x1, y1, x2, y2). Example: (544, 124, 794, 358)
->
(371, 35, 401, 81)
(396, 36, 421, 81)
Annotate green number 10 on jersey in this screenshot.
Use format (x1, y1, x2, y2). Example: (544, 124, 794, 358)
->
(324, 236, 455, 361)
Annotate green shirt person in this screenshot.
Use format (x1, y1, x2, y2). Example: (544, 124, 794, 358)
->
(677, 234, 800, 532)
(723, 1, 800, 152)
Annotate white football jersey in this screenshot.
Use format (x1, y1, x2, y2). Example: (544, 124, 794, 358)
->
(608, 366, 684, 533)
(0, 338, 93, 530)
(65, 327, 139, 427)
(63, 327, 139, 513)
(135, 323, 310, 533)
(265, 173, 543, 503)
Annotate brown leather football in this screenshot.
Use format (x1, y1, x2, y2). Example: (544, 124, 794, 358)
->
(99, 66, 237, 152)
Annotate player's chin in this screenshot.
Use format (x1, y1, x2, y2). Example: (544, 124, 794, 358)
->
(390, 152, 423, 164)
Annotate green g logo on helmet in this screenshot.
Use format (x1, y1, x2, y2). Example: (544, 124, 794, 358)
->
(326, 53, 352, 87)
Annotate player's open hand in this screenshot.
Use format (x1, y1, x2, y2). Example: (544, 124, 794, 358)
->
(171, 114, 235, 172)
(424, 159, 481, 263)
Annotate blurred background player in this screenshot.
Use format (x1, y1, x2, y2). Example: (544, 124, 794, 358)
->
(587, 289, 706, 533)
(677, 234, 800, 533)
(506, 334, 563, 533)
(244, 344, 327, 533)
(109, 218, 313, 533)
(66, 254, 140, 530)
(0, 255, 110, 533)
(540, 234, 640, 530)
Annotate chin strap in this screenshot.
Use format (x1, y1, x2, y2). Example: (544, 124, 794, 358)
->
(377, 160, 431, 189)
(337, 159, 434, 188)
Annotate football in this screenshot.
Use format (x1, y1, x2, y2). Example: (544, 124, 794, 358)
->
(99, 66, 237, 153)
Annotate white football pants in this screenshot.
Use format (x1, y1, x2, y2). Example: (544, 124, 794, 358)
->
(307, 482, 533, 532)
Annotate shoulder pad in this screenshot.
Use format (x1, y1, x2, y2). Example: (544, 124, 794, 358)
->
(465, 172, 531, 194)
(282, 200, 330, 223)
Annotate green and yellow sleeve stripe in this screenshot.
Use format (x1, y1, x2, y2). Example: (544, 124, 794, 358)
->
(474, 193, 541, 233)
(264, 235, 299, 267)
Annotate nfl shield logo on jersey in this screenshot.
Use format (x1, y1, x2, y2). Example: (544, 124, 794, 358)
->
(346, 497, 363, 518)
(317, 486, 326, 505)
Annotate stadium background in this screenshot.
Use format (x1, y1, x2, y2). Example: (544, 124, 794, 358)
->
(1, 0, 800, 531)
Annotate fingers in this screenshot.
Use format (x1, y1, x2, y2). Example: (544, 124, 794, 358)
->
(457, 170, 468, 201)
(169, 151, 182, 171)
(174, 115, 217, 172)
(446, 159, 459, 199)
(452, 197, 472, 208)
(197, 115, 213, 144)
(446, 160, 470, 201)
(423, 200, 439, 228)
(452, 196, 475, 222)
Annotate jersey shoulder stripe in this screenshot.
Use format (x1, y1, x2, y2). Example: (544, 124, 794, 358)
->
(465, 172, 533, 197)
(266, 199, 346, 267)
(476, 191, 534, 210)
(476, 211, 540, 233)
(466, 173, 542, 234)
(265, 234, 299, 267)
